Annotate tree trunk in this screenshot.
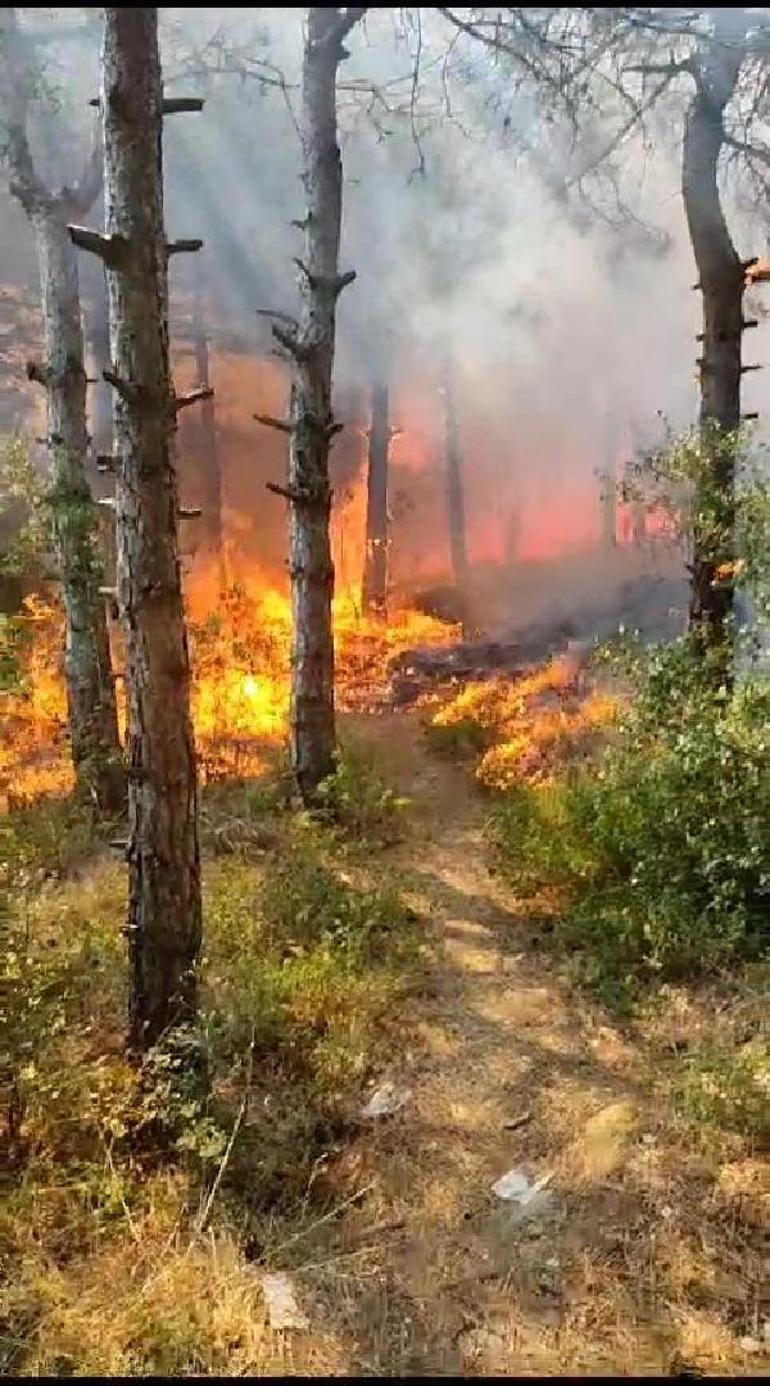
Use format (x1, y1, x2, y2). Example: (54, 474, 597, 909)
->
(100, 7, 202, 1050)
(681, 17, 747, 651)
(0, 7, 123, 812)
(86, 282, 119, 599)
(443, 353, 469, 597)
(362, 379, 389, 617)
(87, 286, 113, 477)
(32, 209, 124, 810)
(279, 6, 364, 802)
(192, 278, 226, 596)
(630, 497, 646, 548)
(600, 413, 618, 550)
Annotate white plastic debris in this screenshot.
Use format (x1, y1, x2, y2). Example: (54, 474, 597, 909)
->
(491, 1168, 531, 1201)
(360, 1082, 411, 1119)
(492, 1167, 553, 1209)
(261, 1273, 309, 1331)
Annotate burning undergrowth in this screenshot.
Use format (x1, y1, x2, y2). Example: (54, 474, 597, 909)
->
(420, 652, 618, 791)
(0, 583, 459, 807)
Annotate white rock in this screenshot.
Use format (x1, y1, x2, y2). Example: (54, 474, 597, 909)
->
(360, 1082, 411, 1119)
(261, 1273, 309, 1331)
(739, 1336, 762, 1355)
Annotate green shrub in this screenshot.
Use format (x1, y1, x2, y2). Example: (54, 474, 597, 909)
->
(314, 742, 411, 841)
(491, 640, 770, 1007)
(423, 714, 491, 759)
(671, 1038, 769, 1138)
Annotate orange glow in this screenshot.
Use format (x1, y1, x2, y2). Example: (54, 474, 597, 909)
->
(1, 351, 669, 809)
(424, 650, 617, 790)
(0, 572, 457, 806)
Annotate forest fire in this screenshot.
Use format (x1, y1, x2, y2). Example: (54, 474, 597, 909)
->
(0, 578, 459, 807)
(421, 649, 618, 790)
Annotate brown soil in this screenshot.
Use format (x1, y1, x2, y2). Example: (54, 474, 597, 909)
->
(289, 711, 767, 1377)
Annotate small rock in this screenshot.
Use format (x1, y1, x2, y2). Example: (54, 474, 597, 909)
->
(360, 1082, 411, 1119)
(261, 1273, 308, 1331)
(739, 1336, 762, 1355)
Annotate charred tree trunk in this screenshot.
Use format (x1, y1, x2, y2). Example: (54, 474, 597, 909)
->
(192, 279, 226, 597)
(362, 379, 390, 617)
(1, 8, 123, 812)
(443, 354, 469, 603)
(90, 7, 203, 1050)
(682, 17, 747, 653)
(272, 6, 365, 802)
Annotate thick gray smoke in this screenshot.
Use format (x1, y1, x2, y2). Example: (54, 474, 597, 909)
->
(3, 7, 770, 629)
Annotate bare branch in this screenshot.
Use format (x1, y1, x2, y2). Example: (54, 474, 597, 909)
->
(266, 480, 305, 503)
(68, 226, 129, 265)
(103, 369, 142, 402)
(254, 414, 292, 433)
(173, 387, 214, 414)
(272, 324, 310, 361)
(162, 96, 205, 114)
(167, 238, 204, 255)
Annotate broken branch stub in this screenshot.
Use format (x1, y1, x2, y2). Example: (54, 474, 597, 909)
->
(68, 225, 129, 266)
(162, 96, 205, 115)
(173, 386, 214, 414)
(167, 238, 204, 255)
(254, 413, 292, 433)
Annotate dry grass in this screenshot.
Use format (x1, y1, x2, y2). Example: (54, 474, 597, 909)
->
(1, 710, 767, 1376)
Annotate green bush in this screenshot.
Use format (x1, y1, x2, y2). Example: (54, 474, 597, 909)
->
(314, 743, 411, 841)
(671, 1035, 769, 1138)
(491, 640, 770, 1007)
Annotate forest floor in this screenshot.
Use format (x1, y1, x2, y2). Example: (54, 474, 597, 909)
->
(284, 711, 767, 1378)
(2, 707, 766, 1377)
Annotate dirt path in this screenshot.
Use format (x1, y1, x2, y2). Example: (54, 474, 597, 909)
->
(311, 713, 763, 1376)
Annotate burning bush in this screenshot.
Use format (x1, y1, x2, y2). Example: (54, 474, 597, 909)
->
(490, 639, 770, 1007)
(423, 655, 618, 789)
(0, 578, 457, 806)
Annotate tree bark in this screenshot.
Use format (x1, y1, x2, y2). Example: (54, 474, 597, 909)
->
(279, 6, 365, 802)
(100, 7, 202, 1050)
(192, 277, 226, 597)
(681, 13, 747, 650)
(86, 282, 119, 596)
(87, 283, 113, 482)
(362, 379, 390, 617)
(0, 8, 123, 812)
(443, 353, 469, 598)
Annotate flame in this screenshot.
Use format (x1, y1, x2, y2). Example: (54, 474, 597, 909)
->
(0, 594, 74, 810)
(425, 650, 617, 790)
(0, 574, 457, 806)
